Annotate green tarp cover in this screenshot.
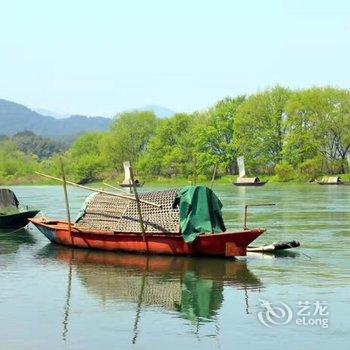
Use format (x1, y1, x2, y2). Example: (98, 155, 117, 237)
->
(173, 186, 226, 243)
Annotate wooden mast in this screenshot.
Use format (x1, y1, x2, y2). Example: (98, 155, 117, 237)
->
(128, 164, 147, 246)
(59, 158, 72, 236)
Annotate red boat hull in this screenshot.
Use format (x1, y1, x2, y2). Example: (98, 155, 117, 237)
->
(29, 218, 265, 258)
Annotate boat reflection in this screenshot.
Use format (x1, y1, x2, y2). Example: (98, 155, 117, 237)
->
(0, 228, 36, 256)
(40, 245, 263, 344)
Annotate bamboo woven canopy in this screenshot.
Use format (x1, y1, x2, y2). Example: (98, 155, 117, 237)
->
(77, 188, 180, 233)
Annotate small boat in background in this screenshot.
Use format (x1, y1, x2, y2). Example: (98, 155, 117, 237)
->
(119, 161, 144, 188)
(0, 189, 39, 229)
(317, 176, 349, 185)
(234, 177, 268, 187)
(233, 156, 267, 187)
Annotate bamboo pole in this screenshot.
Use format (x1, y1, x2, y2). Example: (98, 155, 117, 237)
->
(59, 158, 72, 236)
(129, 165, 147, 243)
(35, 171, 161, 208)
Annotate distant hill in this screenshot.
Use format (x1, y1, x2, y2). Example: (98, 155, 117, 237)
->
(3, 131, 67, 160)
(0, 99, 112, 141)
(34, 108, 69, 119)
(137, 105, 175, 118)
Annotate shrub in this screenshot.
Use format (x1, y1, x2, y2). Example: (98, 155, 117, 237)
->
(297, 157, 323, 180)
(274, 162, 296, 182)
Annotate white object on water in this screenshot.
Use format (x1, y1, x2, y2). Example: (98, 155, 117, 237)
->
(237, 156, 246, 178)
(122, 161, 131, 185)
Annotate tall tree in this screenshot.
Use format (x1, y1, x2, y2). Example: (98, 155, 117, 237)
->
(234, 86, 292, 174)
(194, 96, 245, 175)
(66, 132, 106, 183)
(138, 113, 196, 177)
(284, 87, 350, 173)
(102, 111, 158, 170)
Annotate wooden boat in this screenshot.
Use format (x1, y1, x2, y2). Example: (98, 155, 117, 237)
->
(234, 177, 267, 187)
(0, 189, 39, 229)
(29, 218, 265, 257)
(234, 157, 267, 186)
(30, 170, 266, 258)
(0, 210, 40, 229)
(317, 176, 349, 185)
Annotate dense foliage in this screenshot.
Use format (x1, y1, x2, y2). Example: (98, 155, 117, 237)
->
(1, 86, 350, 184)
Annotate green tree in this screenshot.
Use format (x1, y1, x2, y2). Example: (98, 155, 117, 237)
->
(138, 113, 196, 177)
(284, 87, 350, 173)
(66, 132, 106, 183)
(0, 140, 39, 181)
(102, 111, 158, 171)
(234, 86, 292, 174)
(12, 131, 66, 160)
(194, 96, 245, 175)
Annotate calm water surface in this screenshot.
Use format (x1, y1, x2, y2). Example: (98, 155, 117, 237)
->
(0, 184, 349, 349)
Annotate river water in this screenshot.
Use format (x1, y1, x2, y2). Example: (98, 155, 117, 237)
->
(0, 184, 349, 349)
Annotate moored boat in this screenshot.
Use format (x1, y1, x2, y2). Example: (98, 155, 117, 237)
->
(317, 176, 349, 185)
(0, 189, 39, 229)
(30, 185, 266, 258)
(233, 156, 267, 187)
(30, 218, 265, 257)
(234, 177, 268, 187)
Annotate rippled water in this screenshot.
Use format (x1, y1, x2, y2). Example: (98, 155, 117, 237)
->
(0, 184, 349, 349)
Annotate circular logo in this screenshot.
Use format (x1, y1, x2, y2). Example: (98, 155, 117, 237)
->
(257, 299, 293, 327)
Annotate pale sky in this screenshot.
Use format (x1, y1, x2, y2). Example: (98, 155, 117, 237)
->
(0, 0, 349, 117)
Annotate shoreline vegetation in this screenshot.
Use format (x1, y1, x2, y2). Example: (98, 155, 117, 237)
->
(3, 174, 350, 187)
(1, 85, 350, 186)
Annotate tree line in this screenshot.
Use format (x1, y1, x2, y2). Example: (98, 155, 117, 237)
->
(1, 86, 350, 184)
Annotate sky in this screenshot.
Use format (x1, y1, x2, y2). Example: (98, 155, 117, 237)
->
(0, 0, 349, 117)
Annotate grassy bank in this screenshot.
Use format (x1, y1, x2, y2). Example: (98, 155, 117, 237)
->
(2, 173, 350, 186)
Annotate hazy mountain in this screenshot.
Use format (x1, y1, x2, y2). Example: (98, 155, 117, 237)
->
(34, 108, 70, 119)
(135, 105, 175, 118)
(0, 99, 112, 141)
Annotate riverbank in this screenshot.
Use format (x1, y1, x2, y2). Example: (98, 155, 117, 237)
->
(1, 173, 350, 186)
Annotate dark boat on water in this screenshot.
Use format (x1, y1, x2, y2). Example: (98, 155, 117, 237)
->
(0, 189, 39, 229)
(234, 157, 267, 187)
(233, 177, 267, 187)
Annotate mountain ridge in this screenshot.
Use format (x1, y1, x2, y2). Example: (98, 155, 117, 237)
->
(0, 99, 176, 142)
(0, 99, 111, 140)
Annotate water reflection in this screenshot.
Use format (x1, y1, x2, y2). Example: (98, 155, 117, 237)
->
(39, 245, 262, 344)
(0, 228, 36, 256)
